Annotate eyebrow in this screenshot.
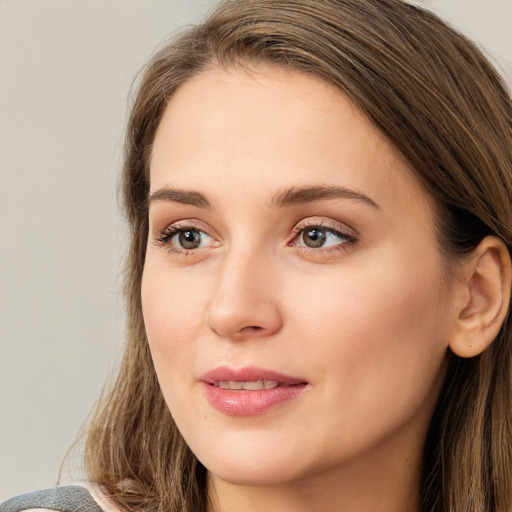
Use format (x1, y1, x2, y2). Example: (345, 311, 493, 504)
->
(148, 184, 379, 210)
(148, 187, 211, 208)
(271, 185, 380, 209)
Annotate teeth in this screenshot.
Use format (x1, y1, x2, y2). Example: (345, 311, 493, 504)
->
(242, 381, 264, 390)
(214, 380, 280, 390)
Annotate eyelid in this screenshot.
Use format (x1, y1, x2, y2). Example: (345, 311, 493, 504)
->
(291, 217, 358, 239)
(152, 218, 218, 240)
(151, 217, 213, 235)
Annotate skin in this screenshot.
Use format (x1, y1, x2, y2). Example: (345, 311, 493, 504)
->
(142, 66, 463, 512)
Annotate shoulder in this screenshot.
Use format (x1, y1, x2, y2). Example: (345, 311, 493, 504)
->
(0, 484, 119, 512)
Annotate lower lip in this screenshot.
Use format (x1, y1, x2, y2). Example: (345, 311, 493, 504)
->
(201, 382, 307, 416)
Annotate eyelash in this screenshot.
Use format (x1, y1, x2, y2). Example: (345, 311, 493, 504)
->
(152, 220, 358, 257)
(153, 223, 212, 256)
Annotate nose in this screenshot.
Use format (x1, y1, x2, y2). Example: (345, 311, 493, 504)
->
(204, 248, 283, 341)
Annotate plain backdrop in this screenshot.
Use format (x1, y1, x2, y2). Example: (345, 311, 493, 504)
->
(1, 0, 511, 501)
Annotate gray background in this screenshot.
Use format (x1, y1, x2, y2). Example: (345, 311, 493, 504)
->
(1, 0, 511, 501)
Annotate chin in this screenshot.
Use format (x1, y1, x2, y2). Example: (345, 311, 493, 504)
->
(190, 435, 312, 487)
(206, 460, 302, 487)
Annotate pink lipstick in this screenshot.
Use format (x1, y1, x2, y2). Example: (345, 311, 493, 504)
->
(200, 366, 307, 416)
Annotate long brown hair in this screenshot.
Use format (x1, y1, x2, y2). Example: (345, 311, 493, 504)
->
(84, 1, 512, 511)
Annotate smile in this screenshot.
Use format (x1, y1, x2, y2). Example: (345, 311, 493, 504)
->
(201, 366, 307, 415)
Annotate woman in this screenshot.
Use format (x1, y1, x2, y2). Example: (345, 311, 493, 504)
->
(2, 0, 511, 511)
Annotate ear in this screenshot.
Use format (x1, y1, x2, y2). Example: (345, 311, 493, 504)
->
(449, 236, 511, 358)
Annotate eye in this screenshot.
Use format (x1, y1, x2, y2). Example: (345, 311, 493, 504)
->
(153, 223, 218, 254)
(291, 220, 357, 253)
(299, 227, 340, 248)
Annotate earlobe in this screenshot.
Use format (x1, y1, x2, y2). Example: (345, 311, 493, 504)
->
(449, 236, 512, 358)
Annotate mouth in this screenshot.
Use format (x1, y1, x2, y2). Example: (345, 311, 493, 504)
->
(200, 366, 308, 416)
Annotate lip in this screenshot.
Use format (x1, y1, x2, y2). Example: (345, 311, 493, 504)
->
(200, 366, 308, 416)
(201, 366, 306, 385)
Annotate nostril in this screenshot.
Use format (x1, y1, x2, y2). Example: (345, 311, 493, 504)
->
(235, 325, 265, 335)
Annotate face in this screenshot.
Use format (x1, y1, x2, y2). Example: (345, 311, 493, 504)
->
(142, 66, 456, 489)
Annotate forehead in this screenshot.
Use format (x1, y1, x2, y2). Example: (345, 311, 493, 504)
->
(149, 65, 433, 221)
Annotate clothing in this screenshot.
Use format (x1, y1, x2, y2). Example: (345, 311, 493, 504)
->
(0, 486, 103, 512)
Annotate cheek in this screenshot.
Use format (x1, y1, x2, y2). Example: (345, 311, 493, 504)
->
(141, 264, 207, 373)
(287, 249, 451, 411)
(141, 264, 212, 427)
(291, 254, 447, 344)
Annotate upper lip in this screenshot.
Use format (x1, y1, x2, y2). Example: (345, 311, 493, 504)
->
(201, 365, 307, 385)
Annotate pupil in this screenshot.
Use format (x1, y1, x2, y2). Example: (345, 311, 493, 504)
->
(179, 230, 201, 249)
(303, 228, 326, 248)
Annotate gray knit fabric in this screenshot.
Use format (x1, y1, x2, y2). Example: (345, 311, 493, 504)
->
(0, 486, 103, 512)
